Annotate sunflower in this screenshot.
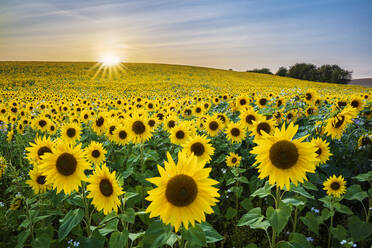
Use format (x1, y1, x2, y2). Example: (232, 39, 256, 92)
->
(193, 104, 204, 116)
(84, 141, 107, 165)
(145, 152, 219, 232)
(26, 136, 55, 166)
(304, 89, 316, 104)
(257, 97, 268, 108)
(112, 124, 131, 146)
(357, 134, 372, 149)
(87, 163, 124, 215)
(323, 175, 346, 198)
(32, 116, 49, 132)
(226, 153, 241, 167)
(170, 123, 191, 145)
(61, 122, 81, 144)
(225, 122, 246, 143)
(10, 196, 23, 210)
(240, 109, 261, 128)
(26, 166, 51, 194)
(250, 119, 276, 142)
(236, 95, 249, 110)
(311, 138, 332, 165)
(205, 116, 223, 137)
(325, 114, 351, 140)
(216, 113, 229, 127)
(163, 115, 178, 132)
(349, 96, 364, 110)
(305, 106, 317, 117)
(251, 122, 319, 190)
(128, 114, 152, 144)
(182, 135, 214, 165)
(92, 114, 107, 135)
(39, 142, 91, 194)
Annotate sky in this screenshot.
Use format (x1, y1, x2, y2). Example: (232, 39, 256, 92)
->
(1, 0, 371, 78)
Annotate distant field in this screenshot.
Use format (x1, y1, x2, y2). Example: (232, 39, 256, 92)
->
(350, 78, 372, 87)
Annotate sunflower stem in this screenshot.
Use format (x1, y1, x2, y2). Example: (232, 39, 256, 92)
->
(271, 186, 280, 246)
(81, 182, 92, 237)
(234, 166, 240, 222)
(139, 143, 145, 208)
(327, 197, 335, 248)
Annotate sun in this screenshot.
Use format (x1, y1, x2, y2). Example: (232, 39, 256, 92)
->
(99, 55, 121, 67)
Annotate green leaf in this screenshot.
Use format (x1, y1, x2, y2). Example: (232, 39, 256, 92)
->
(99, 219, 119, 236)
(302, 181, 318, 191)
(237, 207, 264, 227)
(142, 220, 172, 248)
(348, 216, 372, 242)
(300, 212, 319, 235)
(344, 184, 368, 202)
(330, 225, 347, 241)
(58, 208, 85, 242)
(291, 185, 314, 199)
(76, 237, 105, 248)
(333, 203, 353, 215)
(109, 230, 129, 248)
(238, 176, 249, 184)
(353, 171, 372, 182)
(143, 149, 159, 162)
(199, 222, 224, 243)
(16, 230, 30, 248)
(240, 198, 253, 210)
(128, 232, 145, 242)
(181, 225, 207, 247)
(119, 208, 136, 224)
(266, 202, 291, 234)
(282, 198, 305, 207)
(31, 233, 51, 248)
(225, 207, 237, 220)
(288, 233, 312, 248)
(251, 181, 273, 198)
(320, 208, 332, 222)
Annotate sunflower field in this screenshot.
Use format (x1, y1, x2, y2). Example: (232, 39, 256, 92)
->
(0, 62, 371, 248)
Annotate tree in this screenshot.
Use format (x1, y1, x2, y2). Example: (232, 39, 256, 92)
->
(318, 64, 351, 84)
(276, 67, 288, 77)
(247, 68, 273, 75)
(288, 63, 319, 81)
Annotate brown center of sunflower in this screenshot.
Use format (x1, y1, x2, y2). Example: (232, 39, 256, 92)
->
(99, 179, 113, 197)
(361, 137, 370, 146)
(351, 100, 359, 108)
(119, 130, 127, 139)
(66, 128, 76, 138)
(231, 157, 237, 163)
(217, 114, 226, 123)
(196, 107, 201, 113)
(167, 120, 176, 128)
(305, 93, 312, 100)
(36, 175, 46, 185)
(315, 148, 322, 156)
(92, 150, 100, 158)
(39, 120, 47, 127)
(37, 146, 52, 158)
(269, 140, 299, 169)
(176, 130, 185, 139)
(190, 142, 205, 156)
(231, 128, 240, 137)
(257, 122, 271, 135)
(56, 153, 77, 176)
(287, 113, 293, 120)
(277, 100, 282, 107)
(165, 174, 197, 207)
(239, 99, 246, 105)
(148, 103, 153, 108)
(148, 119, 155, 127)
(245, 114, 255, 124)
(307, 108, 314, 115)
(332, 116, 345, 128)
(132, 121, 146, 134)
(330, 182, 340, 190)
(84, 114, 89, 119)
(96, 117, 104, 127)
(209, 121, 219, 131)
(259, 98, 267, 106)
(109, 126, 116, 135)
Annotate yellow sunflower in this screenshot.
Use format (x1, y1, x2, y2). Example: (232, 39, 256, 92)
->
(250, 119, 276, 142)
(357, 134, 371, 149)
(240, 109, 261, 128)
(112, 124, 131, 146)
(251, 122, 319, 190)
(26, 136, 55, 166)
(205, 116, 223, 137)
(323, 175, 346, 198)
(226, 153, 241, 167)
(84, 141, 107, 165)
(61, 122, 81, 144)
(128, 114, 152, 144)
(39, 141, 91, 194)
(311, 138, 332, 165)
(182, 135, 215, 165)
(225, 122, 246, 143)
(26, 166, 52, 194)
(87, 163, 124, 215)
(170, 123, 191, 146)
(145, 152, 219, 232)
(349, 96, 364, 110)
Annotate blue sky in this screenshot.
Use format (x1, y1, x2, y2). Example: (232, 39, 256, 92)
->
(1, 0, 371, 77)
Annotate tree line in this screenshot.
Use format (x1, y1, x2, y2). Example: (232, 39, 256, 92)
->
(247, 63, 352, 84)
